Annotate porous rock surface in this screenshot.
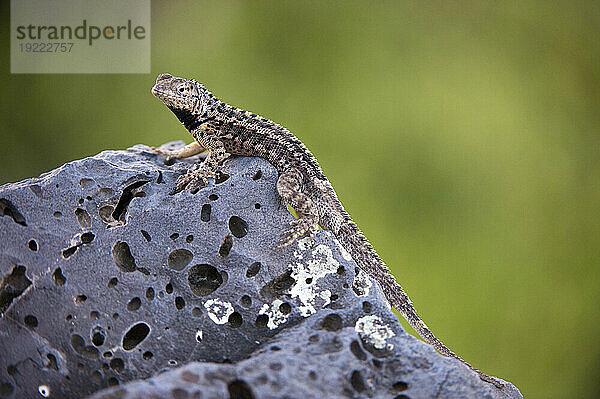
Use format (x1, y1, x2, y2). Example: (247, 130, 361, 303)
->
(0, 142, 522, 399)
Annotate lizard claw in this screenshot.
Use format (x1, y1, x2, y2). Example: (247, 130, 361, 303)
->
(151, 146, 175, 162)
(276, 216, 318, 249)
(172, 166, 212, 194)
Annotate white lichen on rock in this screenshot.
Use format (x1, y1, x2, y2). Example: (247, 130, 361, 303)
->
(203, 299, 234, 325)
(352, 268, 372, 297)
(289, 242, 338, 317)
(297, 236, 314, 251)
(258, 299, 289, 330)
(355, 314, 395, 350)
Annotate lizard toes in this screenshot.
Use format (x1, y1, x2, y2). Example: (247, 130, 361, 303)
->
(151, 146, 174, 161)
(172, 175, 191, 193)
(186, 176, 208, 193)
(276, 233, 296, 249)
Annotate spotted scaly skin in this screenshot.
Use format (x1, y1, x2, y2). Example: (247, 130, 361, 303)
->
(151, 73, 505, 389)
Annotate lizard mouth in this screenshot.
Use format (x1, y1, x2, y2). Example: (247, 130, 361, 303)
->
(151, 85, 184, 102)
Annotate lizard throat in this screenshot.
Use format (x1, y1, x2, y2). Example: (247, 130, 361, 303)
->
(170, 107, 202, 131)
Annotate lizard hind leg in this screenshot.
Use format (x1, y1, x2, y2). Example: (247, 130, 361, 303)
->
(276, 169, 319, 248)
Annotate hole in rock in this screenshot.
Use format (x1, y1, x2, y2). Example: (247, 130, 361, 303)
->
(254, 314, 268, 328)
(209, 194, 218, 201)
(200, 204, 211, 222)
(246, 262, 261, 278)
(142, 351, 153, 360)
(228, 379, 256, 399)
(219, 234, 233, 257)
(350, 370, 366, 392)
(228, 216, 248, 238)
(362, 301, 372, 313)
(165, 283, 173, 294)
(168, 249, 193, 271)
(270, 363, 282, 371)
(0, 265, 32, 313)
(27, 239, 38, 251)
(79, 178, 95, 188)
(186, 235, 194, 243)
(46, 354, 58, 370)
(170, 233, 179, 240)
(24, 315, 38, 328)
(350, 340, 367, 361)
(254, 203, 261, 209)
(240, 295, 252, 308)
(279, 302, 291, 315)
(111, 180, 149, 221)
(112, 241, 137, 272)
(91, 327, 106, 347)
(52, 267, 66, 286)
(62, 246, 78, 258)
(252, 170, 262, 180)
(81, 232, 95, 244)
(38, 385, 50, 397)
(146, 287, 155, 300)
(108, 277, 118, 288)
(192, 307, 202, 317)
(122, 323, 150, 351)
(215, 171, 230, 184)
(0, 198, 27, 226)
(393, 381, 409, 392)
(110, 358, 124, 373)
(188, 264, 223, 296)
(321, 314, 343, 331)
(70, 334, 99, 359)
(75, 208, 91, 229)
(140, 230, 151, 242)
(127, 297, 141, 311)
(98, 205, 114, 223)
(228, 312, 242, 328)
(175, 296, 185, 310)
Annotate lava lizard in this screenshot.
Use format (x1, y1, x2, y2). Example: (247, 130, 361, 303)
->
(150, 73, 504, 389)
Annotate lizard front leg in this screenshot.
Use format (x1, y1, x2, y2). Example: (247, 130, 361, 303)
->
(276, 168, 319, 248)
(174, 133, 228, 193)
(152, 141, 205, 162)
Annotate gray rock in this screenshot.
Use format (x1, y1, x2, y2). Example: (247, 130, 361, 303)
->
(0, 142, 522, 399)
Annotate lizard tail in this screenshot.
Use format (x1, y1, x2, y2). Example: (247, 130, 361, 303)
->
(334, 221, 505, 389)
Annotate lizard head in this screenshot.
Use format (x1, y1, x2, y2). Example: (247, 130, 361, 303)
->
(151, 73, 213, 118)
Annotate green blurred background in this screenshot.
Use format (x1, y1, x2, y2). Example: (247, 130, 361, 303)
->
(1, 1, 599, 397)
